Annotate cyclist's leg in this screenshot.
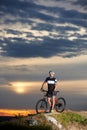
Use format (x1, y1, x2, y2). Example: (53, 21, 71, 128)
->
(52, 96, 56, 110)
(47, 97, 52, 112)
(47, 97, 52, 107)
(47, 91, 51, 107)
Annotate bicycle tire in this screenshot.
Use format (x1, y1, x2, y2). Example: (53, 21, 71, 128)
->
(55, 97, 66, 112)
(35, 99, 47, 114)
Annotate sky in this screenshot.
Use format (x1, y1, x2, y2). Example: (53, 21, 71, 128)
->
(0, 0, 87, 114)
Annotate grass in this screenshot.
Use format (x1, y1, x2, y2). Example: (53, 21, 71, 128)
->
(0, 114, 52, 130)
(0, 111, 87, 130)
(51, 111, 87, 127)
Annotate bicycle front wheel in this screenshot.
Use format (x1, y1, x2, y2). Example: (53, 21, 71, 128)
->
(55, 97, 66, 113)
(35, 99, 47, 114)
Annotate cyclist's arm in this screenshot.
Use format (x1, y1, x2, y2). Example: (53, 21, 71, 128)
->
(41, 81, 46, 90)
(54, 79, 58, 91)
(41, 77, 48, 90)
(54, 83, 58, 91)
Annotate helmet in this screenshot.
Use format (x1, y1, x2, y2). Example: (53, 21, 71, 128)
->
(49, 70, 55, 75)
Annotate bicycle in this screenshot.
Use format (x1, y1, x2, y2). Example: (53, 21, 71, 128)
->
(35, 89, 66, 114)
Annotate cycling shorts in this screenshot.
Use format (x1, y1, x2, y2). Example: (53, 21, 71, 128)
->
(47, 91, 56, 98)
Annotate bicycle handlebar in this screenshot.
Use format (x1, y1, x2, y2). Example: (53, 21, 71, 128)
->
(40, 89, 47, 92)
(40, 89, 60, 93)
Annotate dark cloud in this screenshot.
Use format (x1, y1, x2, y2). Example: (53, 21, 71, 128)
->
(1, 37, 87, 58)
(0, 0, 87, 58)
(73, 0, 87, 9)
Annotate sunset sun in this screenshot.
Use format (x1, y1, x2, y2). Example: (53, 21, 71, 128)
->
(10, 82, 31, 94)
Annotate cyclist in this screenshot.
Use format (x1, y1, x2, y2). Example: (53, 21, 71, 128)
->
(41, 70, 58, 112)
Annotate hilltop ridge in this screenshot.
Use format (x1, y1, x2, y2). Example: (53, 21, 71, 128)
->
(0, 110, 87, 130)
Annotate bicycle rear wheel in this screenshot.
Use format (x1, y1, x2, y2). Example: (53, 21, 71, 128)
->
(55, 97, 66, 112)
(35, 99, 47, 114)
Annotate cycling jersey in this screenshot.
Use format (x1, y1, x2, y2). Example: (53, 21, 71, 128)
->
(44, 76, 57, 97)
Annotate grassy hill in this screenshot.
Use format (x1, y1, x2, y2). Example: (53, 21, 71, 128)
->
(0, 110, 87, 130)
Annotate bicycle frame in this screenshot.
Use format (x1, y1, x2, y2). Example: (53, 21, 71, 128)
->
(35, 89, 66, 113)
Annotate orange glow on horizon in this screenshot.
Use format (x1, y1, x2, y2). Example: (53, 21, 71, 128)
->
(0, 109, 36, 116)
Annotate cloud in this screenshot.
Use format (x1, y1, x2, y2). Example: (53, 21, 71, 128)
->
(0, 54, 87, 82)
(73, 0, 87, 10)
(35, 0, 87, 13)
(0, 0, 87, 58)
